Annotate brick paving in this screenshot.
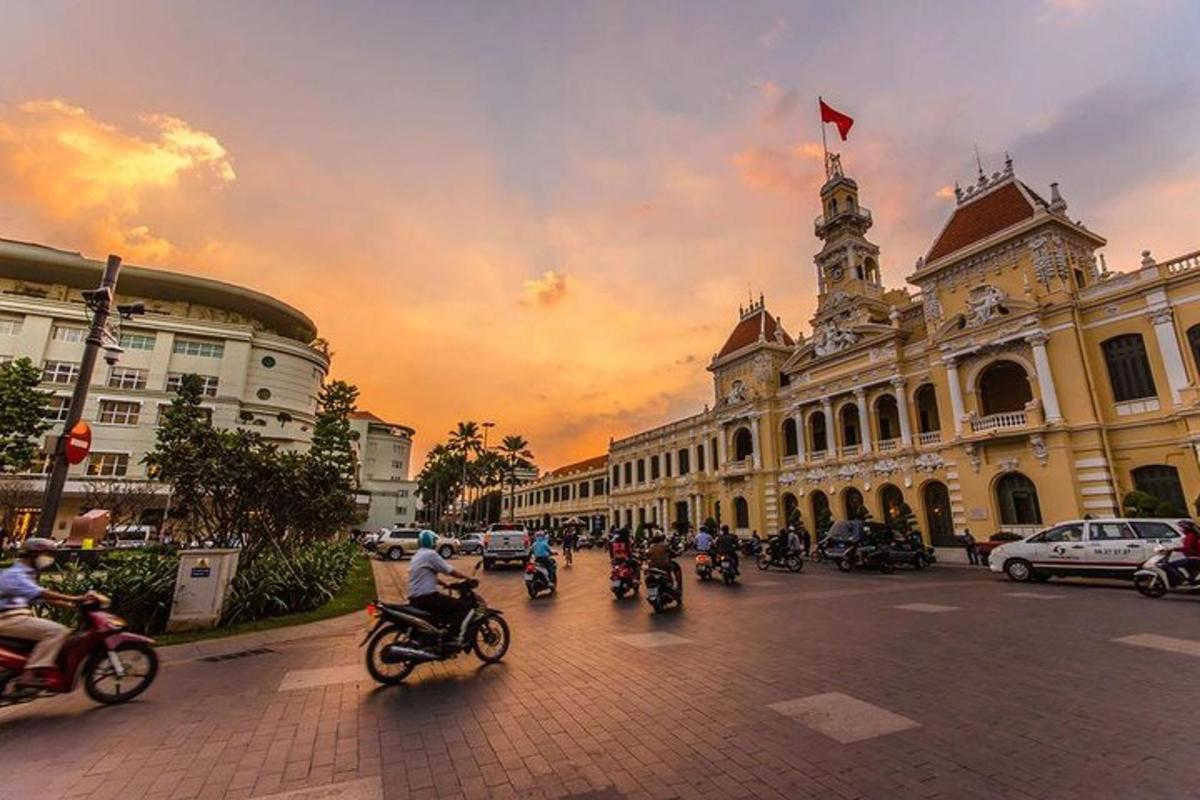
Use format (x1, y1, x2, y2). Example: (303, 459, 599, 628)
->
(2, 551, 1200, 799)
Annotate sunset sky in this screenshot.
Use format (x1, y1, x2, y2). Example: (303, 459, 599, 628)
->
(1, 1, 1197, 470)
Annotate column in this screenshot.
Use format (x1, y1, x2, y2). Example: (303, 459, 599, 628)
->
(854, 389, 872, 454)
(1148, 307, 1189, 405)
(822, 398, 836, 453)
(892, 377, 913, 445)
(717, 428, 728, 469)
(944, 357, 965, 435)
(792, 408, 807, 463)
(688, 443, 697, 476)
(1026, 332, 1064, 422)
(749, 416, 762, 469)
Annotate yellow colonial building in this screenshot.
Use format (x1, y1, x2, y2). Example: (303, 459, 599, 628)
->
(605, 154, 1200, 547)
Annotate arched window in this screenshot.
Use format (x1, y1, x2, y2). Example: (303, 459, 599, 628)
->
(733, 427, 754, 461)
(782, 493, 799, 527)
(733, 497, 750, 529)
(1102, 334, 1157, 402)
(828, 198, 838, 216)
(810, 412, 828, 452)
(996, 472, 1042, 525)
(978, 361, 1032, 415)
(875, 395, 900, 442)
(1188, 324, 1200, 379)
(677, 448, 690, 475)
(843, 487, 864, 519)
(922, 481, 954, 546)
(864, 256, 879, 284)
(879, 484, 904, 526)
(840, 404, 861, 447)
(915, 384, 941, 433)
(810, 491, 831, 534)
(696, 444, 705, 472)
(782, 418, 798, 457)
(1132, 465, 1188, 515)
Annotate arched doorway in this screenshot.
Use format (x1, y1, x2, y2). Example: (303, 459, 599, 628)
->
(782, 492, 799, 528)
(922, 481, 953, 546)
(675, 500, 690, 530)
(978, 360, 1033, 415)
(879, 484, 904, 526)
(996, 472, 1042, 525)
(810, 491, 831, 534)
(843, 487, 864, 519)
(733, 496, 750, 530)
(733, 427, 753, 461)
(782, 418, 798, 457)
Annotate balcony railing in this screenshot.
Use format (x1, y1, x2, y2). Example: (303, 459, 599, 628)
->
(810, 450, 828, 461)
(1162, 250, 1200, 275)
(970, 410, 1027, 433)
(876, 438, 900, 453)
(726, 459, 750, 474)
(781, 455, 799, 468)
(839, 444, 861, 457)
(813, 206, 872, 235)
(917, 430, 942, 446)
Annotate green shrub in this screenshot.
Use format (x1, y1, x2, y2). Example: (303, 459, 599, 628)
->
(223, 539, 359, 624)
(43, 550, 179, 635)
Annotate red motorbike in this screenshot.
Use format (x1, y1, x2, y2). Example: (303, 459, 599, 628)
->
(610, 560, 640, 599)
(0, 593, 158, 707)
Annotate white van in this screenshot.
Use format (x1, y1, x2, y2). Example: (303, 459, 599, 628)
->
(988, 518, 1187, 582)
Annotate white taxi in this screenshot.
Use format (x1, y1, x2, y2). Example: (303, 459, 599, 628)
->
(988, 518, 1187, 582)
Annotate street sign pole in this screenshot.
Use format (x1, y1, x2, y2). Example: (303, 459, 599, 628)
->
(35, 255, 122, 539)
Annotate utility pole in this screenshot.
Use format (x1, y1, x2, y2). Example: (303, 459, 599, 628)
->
(36, 255, 123, 539)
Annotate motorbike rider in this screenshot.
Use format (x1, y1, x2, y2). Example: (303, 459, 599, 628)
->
(1178, 519, 1200, 581)
(530, 530, 557, 583)
(646, 531, 683, 593)
(715, 525, 740, 574)
(787, 527, 802, 556)
(610, 527, 640, 581)
(771, 528, 790, 561)
(0, 538, 92, 688)
(694, 526, 714, 555)
(407, 531, 477, 645)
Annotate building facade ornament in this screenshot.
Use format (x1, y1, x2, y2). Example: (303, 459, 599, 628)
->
(963, 442, 982, 472)
(963, 284, 1007, 327)
(913, 453, 945, 473)
(1030, 434, 1048, 466)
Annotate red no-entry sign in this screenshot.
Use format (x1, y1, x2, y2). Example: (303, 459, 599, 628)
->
(65, 421, 92, 465)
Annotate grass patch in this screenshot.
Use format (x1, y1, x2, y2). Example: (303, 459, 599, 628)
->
(157, 555, 376, 647)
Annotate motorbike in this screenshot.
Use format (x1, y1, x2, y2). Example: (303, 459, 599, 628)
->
(836, 542, 894, 574)
(740, 537, 764, 557)
(717, 553, 739, 585)
(645, 566, 682, 613)
(668, 534, 686, 558)
(756, 547, 804, 573)
(811, 538, 828, 563)
(0, 593, 158, 707)
(1134, 545, 1200, 598)
(610, 559, 640, 599)
(362, 577, 510, 685)
(695, 552, 713, 581)
(524, 556, 556, 598)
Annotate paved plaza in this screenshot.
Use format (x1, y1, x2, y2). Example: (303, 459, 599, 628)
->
(2, 551, 1199, 799)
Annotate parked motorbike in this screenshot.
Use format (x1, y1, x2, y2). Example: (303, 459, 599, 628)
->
(362, 576, 510, 685)
(740, 537, 764, 557)
(0, 593, 158, 707)
(524, 556, 556, 598)
(836, 542, 894, 574)
(645, 567, 682, 613)
(717, 553, 739, 585)
(695, 552, 713, 581)
(1134, 545, 1200, 598)
(756, 548, 804, 573)
(610, 560, 640, 599)
(811, 538, 828, 563)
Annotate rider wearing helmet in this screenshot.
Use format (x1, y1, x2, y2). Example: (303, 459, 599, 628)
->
(0, 538, 90, 687)
(646, 530, 682, 591)
(407, 531, 476, 644)
(530, 531, 556, 583)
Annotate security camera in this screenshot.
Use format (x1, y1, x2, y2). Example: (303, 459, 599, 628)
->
(102, 344, 125, 366)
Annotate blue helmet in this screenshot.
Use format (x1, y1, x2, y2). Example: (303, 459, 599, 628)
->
(418, 531, 437, 549)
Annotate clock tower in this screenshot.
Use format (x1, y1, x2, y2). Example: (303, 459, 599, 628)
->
(813, 154, 884, 311)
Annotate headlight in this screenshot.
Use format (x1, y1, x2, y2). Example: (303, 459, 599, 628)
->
(107, 614, 128, 629)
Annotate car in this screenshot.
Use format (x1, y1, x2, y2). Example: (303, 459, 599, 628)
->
(460, 533, 485, 555)
(988, 518, 1188, 582)
(482, 522, 529, 570)
(975, 531, 1024, 565)
(867, 523, 934, 569)
(820, 520, 891, 571)
(376, 528, 458, 561)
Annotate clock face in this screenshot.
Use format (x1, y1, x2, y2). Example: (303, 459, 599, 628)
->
(829, 266, 844, 281)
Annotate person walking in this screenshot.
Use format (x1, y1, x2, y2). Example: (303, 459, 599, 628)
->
(800, 528, 812, 557)
(963, 528, 979, 566)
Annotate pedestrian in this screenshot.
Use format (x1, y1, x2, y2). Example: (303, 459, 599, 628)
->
(963, 528, 979, 566)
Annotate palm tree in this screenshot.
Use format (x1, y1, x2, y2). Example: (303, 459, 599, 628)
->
(448, 422, 482, 529)
(496, 435, 534, 521)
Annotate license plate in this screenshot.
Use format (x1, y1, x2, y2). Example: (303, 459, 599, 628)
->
(611, 579, 621, 588)
(524, 573, 533, 581)
(648, 589, 658, 600)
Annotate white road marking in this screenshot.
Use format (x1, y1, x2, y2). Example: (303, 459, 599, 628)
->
(768, 692, 919, 743)
(254, 777, 382, 800)
(613, 632, 691, 648)
(278, 665, 365, 692)
(1005, 592, 1064, 600)
(1114, 634, 1200, 658)
(893, 603, 959, 613)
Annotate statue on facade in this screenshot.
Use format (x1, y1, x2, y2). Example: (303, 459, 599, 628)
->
(963, 284, 1007, 327)
(812, 318, 858, 357)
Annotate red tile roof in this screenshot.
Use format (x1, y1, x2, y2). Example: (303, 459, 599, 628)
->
(716, 308, 794, 359)
(925, 181, 1040, 263)
(547, 454, 608, 477)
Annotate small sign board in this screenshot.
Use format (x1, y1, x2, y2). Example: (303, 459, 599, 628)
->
(190, 558, 212, 578)
(65, 421, 92, 465)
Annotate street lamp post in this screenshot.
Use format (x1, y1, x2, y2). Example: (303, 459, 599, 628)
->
(36, 255, 123, 539)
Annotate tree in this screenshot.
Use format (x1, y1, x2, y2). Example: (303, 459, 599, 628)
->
(852, 503, 873, 522)
(1122, 490, 1160, 519)
(0, 476, 43, 537)
(448, 421, 482, 529)
(309, 380, 359, 485)
(0, 358, 52, 473)
(814, 503, 833, 537)
(416, 444, 464, 530)
(496, 434, 534, 521)
(892, 502, 922, 543)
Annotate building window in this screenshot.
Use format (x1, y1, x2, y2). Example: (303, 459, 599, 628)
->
(697, 444, 705, 472)
(1189, 325, 1200, 379)
(261, 356, 277, 368)
(173, 338, 225, 358)
(810, 412, 828, 452)
(733, 427, 753, 460)
(733, 497, 750, 529)
(996, 472, 1042, 525)
(257, 388, 272, 401)
(1132, 465, 1188, 515)
(678, 448, 690, 475)
(166, 373, 219, 397)
(0, 317, 21, 336)
(593, 478, 605, 496)
(580, 481, 590, 499)
(782, 418, 798, 456)
(915, 384, 940, 433)
(119, 331, 156, 351)
(978, 360, 1033, 414)
(156, 404, 212, 425)
(1102, 334, 1157, 402)
(51, 325, 87, 343)
(42, 361, 79, 384)
(636, 460, 645, 483)
(87, 452, 129, 477)
(108, 367, 148, 390)
(552, 486, 560, 502)
(650, 456, 660, 480)
(542, 489, 550, 503)
(611, 465, 620, 488)
(98, 400, 141, 426)
(710, 437, 718, 469)
(664, 452, 672, 477)
(43, 396, 71, 423)
(623, 462, 632, 484)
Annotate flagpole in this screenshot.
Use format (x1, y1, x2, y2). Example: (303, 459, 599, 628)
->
(818, 96, 829, 178)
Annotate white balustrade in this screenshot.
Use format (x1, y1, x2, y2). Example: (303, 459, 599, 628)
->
(917, 430, 942, 446)
(876, 438, 900, 453)
(810, 449, 828, 461)
(839, 444, 861, 457)
(970, 410, 1027, 433)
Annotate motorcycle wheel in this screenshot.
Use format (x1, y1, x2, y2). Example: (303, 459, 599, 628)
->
(723, 572, 734, 586)
(880, 560, 895, 575)
(83, 642, 158, 704)
(472, 614, 510, 664)
(365, 624, 416, 685)
(787, 555, 803, 573)
(812, 550, 824, 563)
(1135, 574, 1167, 599)
(613, 587, 626, 599)
(527, 583, 538, 599)
(913, 554, 926, 571)
(837, 558, 852, 572)
(651, 597, 664, 614)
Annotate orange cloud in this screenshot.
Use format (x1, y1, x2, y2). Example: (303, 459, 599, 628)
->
(935, 184, 956, 199)
(521, 270, 568, 306)
(0, 100, 234, 262)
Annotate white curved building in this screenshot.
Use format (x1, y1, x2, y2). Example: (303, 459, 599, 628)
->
(0, 237, 331, 537)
